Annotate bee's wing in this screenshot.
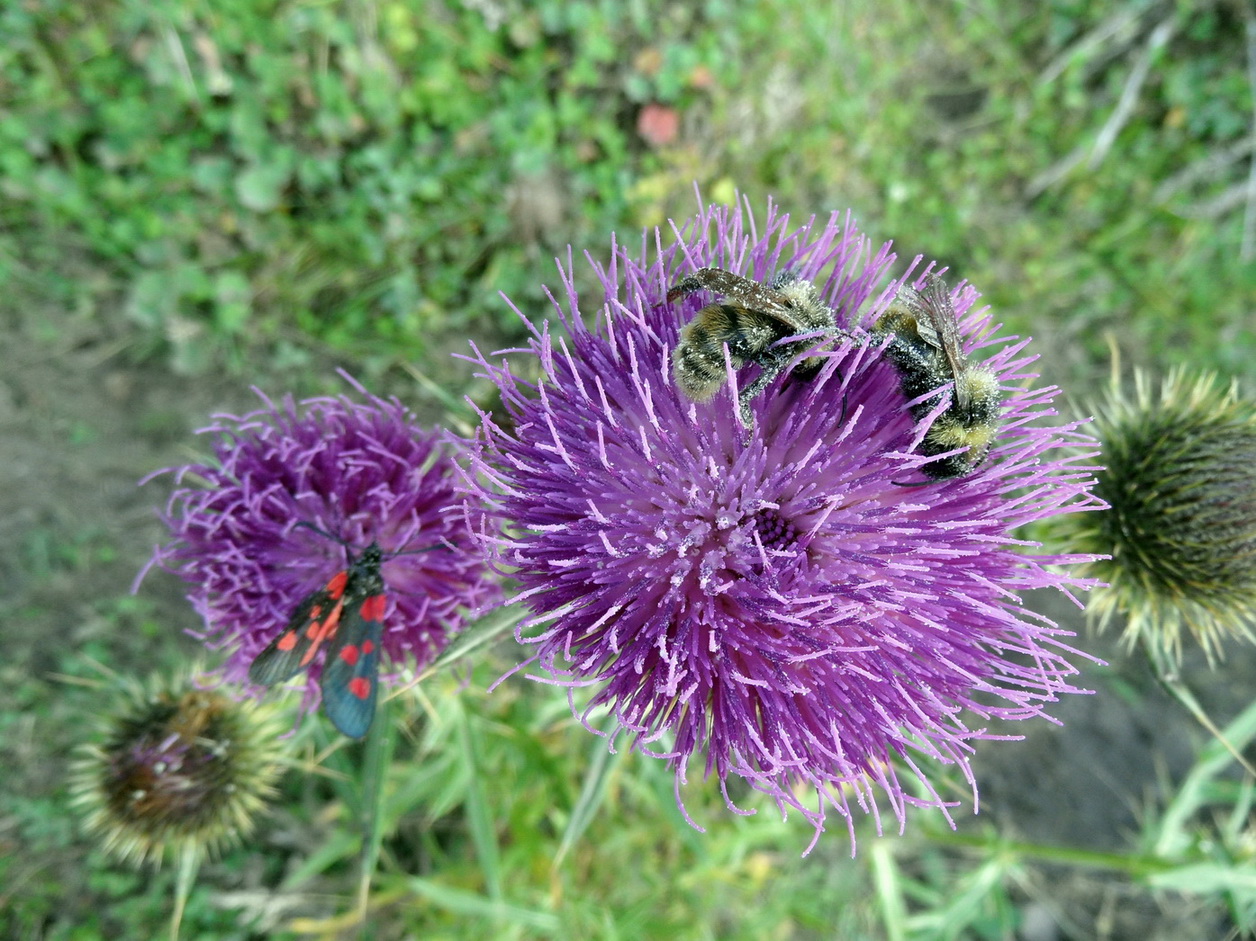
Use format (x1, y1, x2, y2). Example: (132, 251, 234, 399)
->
(669, 267, 808, 332)
(918, 275, 970, 409)
(738, 300, 809, 335)
(881, 284, 930, 337)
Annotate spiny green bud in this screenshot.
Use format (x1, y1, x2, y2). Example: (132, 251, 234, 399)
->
(1065, 367, 1256, 664)
(71, 668, 285, 867)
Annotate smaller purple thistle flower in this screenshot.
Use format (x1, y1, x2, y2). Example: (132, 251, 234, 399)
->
(461, 196, 1106, 853)
(142, 378, 498, 716)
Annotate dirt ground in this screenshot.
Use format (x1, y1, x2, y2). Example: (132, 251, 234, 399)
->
(3, 269, 1250, 940)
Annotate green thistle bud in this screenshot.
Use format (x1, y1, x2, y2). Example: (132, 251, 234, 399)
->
(71, 668, 285, 867)
(1065, 367, 1256, 664)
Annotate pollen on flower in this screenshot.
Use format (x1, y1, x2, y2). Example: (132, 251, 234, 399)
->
(460, 195, 1105, 853)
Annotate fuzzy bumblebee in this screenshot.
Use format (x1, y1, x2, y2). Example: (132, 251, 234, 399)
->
(873, 274, 1003, 480)
(669, 266, 848, 428)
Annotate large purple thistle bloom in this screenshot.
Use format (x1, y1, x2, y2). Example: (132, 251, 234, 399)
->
(461, 198, 1105, 851)
(143, 380, 499, 710)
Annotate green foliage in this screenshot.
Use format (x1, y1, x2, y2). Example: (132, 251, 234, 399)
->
(226, 664, 877, 939)
(7, 0, 1249, 384)
(1, 0, 733, 371)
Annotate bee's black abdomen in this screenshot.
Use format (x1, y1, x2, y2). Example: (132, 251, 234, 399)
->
(883, 337, 946, 420)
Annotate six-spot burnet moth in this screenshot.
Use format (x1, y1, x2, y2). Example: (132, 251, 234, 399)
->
(248, 539, 397, 739)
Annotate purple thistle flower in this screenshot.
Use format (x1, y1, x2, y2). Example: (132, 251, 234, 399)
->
(143, 378, 499, 715)
(460, 197, 1105, 852)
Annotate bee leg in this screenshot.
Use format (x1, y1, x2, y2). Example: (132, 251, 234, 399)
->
(736, 355, 794, 429)
(738, 402, 757, 432)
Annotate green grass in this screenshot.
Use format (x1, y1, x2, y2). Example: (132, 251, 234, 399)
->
(6, 1, 1250, 385)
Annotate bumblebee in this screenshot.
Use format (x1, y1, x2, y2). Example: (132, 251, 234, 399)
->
(668, 266, 846, 427)
(874, 273, 1002, 479)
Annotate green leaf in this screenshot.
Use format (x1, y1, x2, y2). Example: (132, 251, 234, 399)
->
(234, 162, 288, 212)
(213, 269, 252, 333)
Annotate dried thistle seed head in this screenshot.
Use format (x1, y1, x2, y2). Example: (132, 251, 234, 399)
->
(1067, 367, 1256, 664)
(71, 668, 285, 866)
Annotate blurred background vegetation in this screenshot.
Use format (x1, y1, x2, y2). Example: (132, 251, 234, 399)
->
(3, 0, 1255, 938)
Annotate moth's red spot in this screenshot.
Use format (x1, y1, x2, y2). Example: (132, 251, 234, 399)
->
(277, 631, 298, 652)
(326, 571, 350, 599)
(361, 639, 375, 655)
(297, 605, 343, 667)
(339, 644, 360, 666)
(349, 677, 371, 700)
(312, 607, 342, 640)
(360, 594, 386, 622)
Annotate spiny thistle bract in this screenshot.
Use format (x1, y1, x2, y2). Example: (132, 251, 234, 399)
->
(141, 380, 500, 722)
(71, 669, 284, 866)
(459, 196, 1105, 852)
(1063, 367, 1256, 664)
